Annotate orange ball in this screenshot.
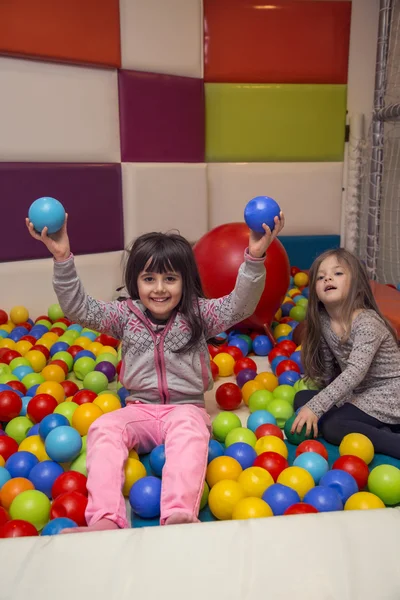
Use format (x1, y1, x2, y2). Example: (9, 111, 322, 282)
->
(72, 403, 104, 436)
(255, 372, 278, 392)
(242, 380, 264, 405)
(0, 477, 34, 510)
(41, 364, 66, 383)
(36, 381, 65, 404)
(93, 393, 121, 414)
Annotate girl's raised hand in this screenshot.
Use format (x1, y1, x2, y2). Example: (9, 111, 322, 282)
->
(248, 212, 285, 259)
(26, 214, 71, 262)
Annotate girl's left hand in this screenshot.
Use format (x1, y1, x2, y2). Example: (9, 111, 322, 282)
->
(291, 406, 319, 438)
(248, 212, 285, 259)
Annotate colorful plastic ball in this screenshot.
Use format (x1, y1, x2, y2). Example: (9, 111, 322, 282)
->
(223, 345, 244, 362)
(248, 389, 274, 413)
(213, 353, 236, 377)
(10, 306, 29, 326)
(82, 371, 108, 394)
(208, 479, 245, 520)
(41, 517, 77, 535)
(234, 357, 257, 375)
(319, 469, 359, 504)
(123, 458, 147, 496)
(0, 434, 19, 461)
(284, 502, 319, 516)
(227, 337, 249, 357)
(272, 385, 296, 405)
(0, 390, 22, 421)
(28, 196, 65, 234)
(36, 381, 65, 404)
(38, 413, 69, 441)
(344, 491, 385, 510)
(149, 445, 166, 477)
(276, 360, 301, 377)
(28, 460, 64, 497)
(93, 393, 121, 413)
(27, 394, 58, 424)
(267, 399, 294, 428)
(0, 519, 39, 538)
(277, 340, 298, 356)
(94, 361, 116, 383)
(284, 414, 314, 445)
(12, 366, 34, 381)
(26, 423, 40, 437)
(295, 439, 328, 461)
(0, 466, 11, 489)
(232, 497, 273, 520)
(255, 436, 288, 459)
(225, 443, 257, 470)
(71, 403, 103, 436)
(19, 434, 49, 461)
(5, 417, 34, 445)
(262, 483, 300, 516)
(339, 433, 374, 465)
(253, 452, 288, 481)
(215, 383, 242, 410)
(254, 423, 284, 441)
(293, 452, 329, 484)
(289, 305, 307, 322)
(208, 439, 224, 463)
(48, 304, 64, 322)
(73, 357, 96, 381)
(278, 370, 301, 386)
(0, 506, 9, 527)
(242, 381, 265, 406)
(5, 451, 38, 479)
(45, 426, 82, 463)
(51, 471, 87, 499)
(53, 402, 78, 424)
(367, 464, 400, 506)
(206, 456, 243, 488)
(244, 195, 281, 233)
(129, 476, 161, 519)
(22, 374, 45, 392)
(72, 389, 97, 405)
(277, 466, 315, 500)
(238, 466, 274, 498)
(252, 335, 274, 356)
(255, 371, 278, 392)
(247, 410, 276, 432)
(9, 489, 51, 530)
(225, 427, 257, 449)
(303, 486, 343, 512)
(271, 356, 287, 373)
(200, 482, 210, 510)
(50, 491, 88, 525)
(212, 412, 242, 443)
(293, 272, 309, 287)
(95, 352, 118, 367)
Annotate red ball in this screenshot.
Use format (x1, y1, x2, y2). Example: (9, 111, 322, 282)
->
(18, 322, 32, 332)
(67, 345, 84, 358)
(72, 389, 97, 405)
(60, 379, 79, 397)
(224, 346, 244, 362)
(27, 394, 58, 423)
(332, 455, 369, 490)
(0, 507, 10, 528)
(194, 223, 290, 328)
(275, 360, 301, 377)
(50, 327, 65, 337)
(208, 344, 221, 359)
(50, 360, 69, 376)
(52, 471, 88, 499)
(210, 360, 219, 381)
(253, 452, 289, 481)
(50, 491, 88, 525)
(284, 503, 319, 516)
(277, 340, 297, 355)
(233, 357, 257, 375)
(56, 318, 72, 327)
(215, 383, 242, 410)
(96, 333, 119, 348)
(0, 310, 8, 326)
(0, 519, 39, 538)
(0, 350, 22, 365)
(0, 390, 22, 421)
(31, 344, 50, 360)
(0, 435, 19, 460)
(295, 440, 329, 461)
(255, 423, 284, 440)
(35, 315, 52, 324)
(290, 267, 301, 277)
(7, 381, 27, 396)
(268, 347, 290, 362)
(20, 335, 37, 345)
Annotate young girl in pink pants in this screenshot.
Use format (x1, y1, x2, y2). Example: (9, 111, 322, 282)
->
(26, 212, 284, 532)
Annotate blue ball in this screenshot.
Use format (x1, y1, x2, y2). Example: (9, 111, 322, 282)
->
(0, 466, 11, 490)
(12, 365, 34, 381)
(302, 287, 309, 298)
(129, 476, 161, 519)
(39, 414, 70, 441)
(5, 450, 39, 478)
(303, 486, 343, 512)
(281, 303, 295, 317)
(8, 327, 29, 342)
(278, 370, 301, 386)
(80, 331, 97, 341)
(41, 517, 78, 536)
(27, 384, 40, 397)
(244, 196, 281, 233)
(149, 445, 166, 477)
(262, 483, 300, 516)
(67, 324, 83, 333)
(27, 423, 40, 437)
(28, 197, 66, 235)
(271, 356, 287, 373)
(224, 442, 257, 470)
(20, 396, 32, 417)
(74, 350, 96, 362)
(50, 342, 69, 356)
(289, 351, 304, 373)
(319, 469, 359, 503)
(228, 336, 248, 357)
(208, 439, 224, 463)
(293, 452, 329, 484)
(252, 335, 274, 356)
(247, 410, 276, 432)
(45, 426, 82, 463)
(28, 460, 64, 497)
(29, 325, 49, 339)
(0, 330, 7, 339)
(117, 387, 130, 407)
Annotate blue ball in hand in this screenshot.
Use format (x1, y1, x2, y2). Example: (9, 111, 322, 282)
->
(28, 197, 66, 234)
(244, 196, 281, 233)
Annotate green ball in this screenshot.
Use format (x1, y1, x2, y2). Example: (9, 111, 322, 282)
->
(212, 412, 242, 443)
(48, 304, 64, 322)
(35, 319, 51, 329)
(10, 490, 51, 531)
(368, 465, 400, 506)
(225, 427, 257, 448)
(0, 373, 19, 384)
(21, 372, 45, 389)
(65, 329, 80, 341)
(74, 357, 96, 380)
(53, 321, 68, 331)
(297, 298, 308, 308)
(0, 364, 11, 377)
(54, 401, 78, 424)
(289, 305, 307, 322)
(9, 357, 30, 371)
(52, 351, 73, 371)
(267, 399, 294, 429)
(273, 385, 296, 406)
(81, 435, 87, 452)
(82, 328, 98, 335)
(284, 414, 314, 445)
(70, 451, 87, 476)
(83, 371, 108, 394)
(5, 416, 34, 444)
(95, 353, 118, 367)
(248, 390, 274, 413)
(200, 481, 209, 510)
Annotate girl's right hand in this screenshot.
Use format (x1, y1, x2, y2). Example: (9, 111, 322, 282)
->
(26, 214, 71, 262)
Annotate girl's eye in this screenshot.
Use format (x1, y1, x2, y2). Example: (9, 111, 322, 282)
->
(335, 272, 343, 276)
(166, 277, 177, 283)
(317, 275, 324, 280)
(144, 277, 153, 282)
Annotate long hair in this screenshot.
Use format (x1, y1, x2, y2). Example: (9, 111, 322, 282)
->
(302, 248, 397, 387)
(124, 231, 205, 352)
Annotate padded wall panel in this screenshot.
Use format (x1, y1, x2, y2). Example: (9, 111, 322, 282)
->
(0, 252, 124, 317)
(0, 0, 121, 67)
(205, 83, 347, 162)
(204, 0, 351, 84)
(0, 57, 121, 162)
(122, 163, 208, 245)
(120, 0, 202, 77)
(207, 162, 343, 235)
(0, 163, 124, 261)
(118, 70, 205, 162)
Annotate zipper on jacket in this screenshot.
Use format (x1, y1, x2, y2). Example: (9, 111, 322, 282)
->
(155, 335, 167, 404)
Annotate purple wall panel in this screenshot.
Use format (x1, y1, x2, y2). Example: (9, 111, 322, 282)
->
(118, 70, 205, 162)
(0, 163, 124, 262)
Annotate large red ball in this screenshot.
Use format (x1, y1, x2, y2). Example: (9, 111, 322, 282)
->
(255, 424, 284, 441)
(0, 519, 39, 538)
(332, 455, 369, 490)
(193, 223, 290, 329)
(215, 383, 242, 411)
(0, 390, 22, 422)
(0, 435, 19, 460)
(50, 491, 88, 526)
(27, 394, 58, 423)
(284, 503, 319, 516)
(253, 452, 289, 481)
(295, 440, 329, 461)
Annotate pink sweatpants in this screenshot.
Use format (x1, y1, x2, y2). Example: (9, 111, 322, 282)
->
(85, 403, 211, 528)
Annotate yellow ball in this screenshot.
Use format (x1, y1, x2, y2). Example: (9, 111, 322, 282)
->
(208, 480, 245, 520)
(213, 353, 235, 377)
(36, 381, 65, 404)
(36, 337, 55, 351)
(294, 272, 309, 287)
(74, 337, 92, 350)
(19, 435, 49, 461)
(93, 393, 121, 413)
(339, 433, 374, 465)
(255, 435, 288, 459)
(274, 309, 282, 321)
(0, 324, 13, 334)
(41, 364, 66, 383)
(41, 332, 59, 343)
(242, 380, 264, 405)
(206, 456, 243, 488)
(10, 306, 29, 325)
(72, 403, 104, 436)
(129, 449, 139, 460)
(101, 346, 118, 356)
(232, 497, 273, 520)
(25, 350, 47, 373)
(344, 491, 385, 511)
(255, 372, 278, 392)
(0, 338, 16, 350)
(237, 467, 274, 498)
(277, 466, 315, 500)
(88, 342, 104, 357)
(288, 288, 301, 298)
(123, 458, 147, 496)
(273, 324, 292, 340)
(15, 340, 33, 356)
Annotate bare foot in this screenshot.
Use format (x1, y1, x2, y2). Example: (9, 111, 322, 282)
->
(165, 512, 195, 526)
(61, 518, 119, 534)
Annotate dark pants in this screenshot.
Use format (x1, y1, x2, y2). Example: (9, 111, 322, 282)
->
(294, 390, 400, 459)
